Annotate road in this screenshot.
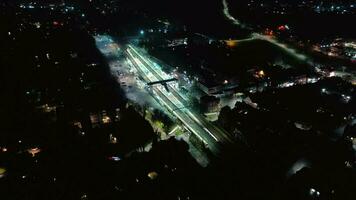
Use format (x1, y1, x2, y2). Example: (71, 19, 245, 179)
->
(222, 0, 244, 28)
(125, 45, 235, 155)
(222, 0, 309, 62)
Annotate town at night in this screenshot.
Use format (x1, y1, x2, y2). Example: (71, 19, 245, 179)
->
(0, 0, 355, 199)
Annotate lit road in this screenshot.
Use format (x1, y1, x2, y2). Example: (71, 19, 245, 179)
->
(223, 0, 243, 27)
(251, 33, 307, 61)
(222, 0, 308, 62)
(125, 45, 236, 155)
